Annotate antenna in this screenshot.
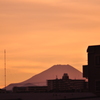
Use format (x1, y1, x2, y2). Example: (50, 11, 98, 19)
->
(4, 49, 6, 92)
(56, 75, 58, 79)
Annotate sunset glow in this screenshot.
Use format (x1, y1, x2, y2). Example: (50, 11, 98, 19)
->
(0, 0, 100, 88)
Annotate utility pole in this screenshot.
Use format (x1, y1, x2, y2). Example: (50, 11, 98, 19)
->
(4, 49, 6, 92)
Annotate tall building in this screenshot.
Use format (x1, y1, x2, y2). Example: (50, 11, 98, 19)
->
(83, 45, 100, 95)
(47, 73, 71, 92)
(47, 73, 87, 92)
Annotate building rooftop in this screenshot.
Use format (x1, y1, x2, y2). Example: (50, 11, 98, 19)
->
(87, 45, 100, 53)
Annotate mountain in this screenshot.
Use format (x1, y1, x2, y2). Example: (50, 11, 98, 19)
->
(6, 64, 85, 90)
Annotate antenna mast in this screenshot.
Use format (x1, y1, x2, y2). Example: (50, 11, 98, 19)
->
(4, 49, 6, 92)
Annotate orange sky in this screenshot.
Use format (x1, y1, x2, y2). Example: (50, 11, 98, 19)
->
(0, 0, 100, 88)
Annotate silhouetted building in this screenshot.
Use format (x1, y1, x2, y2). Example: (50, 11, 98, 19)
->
(0, 89, 6, 93)
(70, 80, 87, 91)
(13, 86, 47, 93)
(47, 73, 87, 92)
(47, 73, 71, 92)
(13, 73, 87, 93)
(83, 45, 100, 96)
(83, 65, 88, 78)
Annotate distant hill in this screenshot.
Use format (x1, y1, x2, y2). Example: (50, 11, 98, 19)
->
(6, 64, 85, 90)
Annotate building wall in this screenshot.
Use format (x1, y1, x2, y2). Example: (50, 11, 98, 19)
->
(83, 65, 88, 78)
(83, 45, 100, 96)
(70, 80, 86, 90)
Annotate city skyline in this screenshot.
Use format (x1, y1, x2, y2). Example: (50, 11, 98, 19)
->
(0, 0, 100, 88)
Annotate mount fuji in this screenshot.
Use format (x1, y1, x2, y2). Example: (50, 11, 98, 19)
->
(6, 64, 85, 90)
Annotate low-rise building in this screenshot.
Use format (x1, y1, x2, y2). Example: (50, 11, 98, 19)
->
(13, 86, 47, 93)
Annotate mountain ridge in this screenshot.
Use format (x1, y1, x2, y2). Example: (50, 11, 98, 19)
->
(6, 64, 85, 90)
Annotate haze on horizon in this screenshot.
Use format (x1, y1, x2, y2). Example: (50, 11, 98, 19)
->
(0, 0, 100, 88)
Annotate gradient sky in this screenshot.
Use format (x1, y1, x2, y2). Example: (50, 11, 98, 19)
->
(0, 0, 100, 88)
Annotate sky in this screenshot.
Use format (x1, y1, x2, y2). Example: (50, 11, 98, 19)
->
(0, 0, 100, 88)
